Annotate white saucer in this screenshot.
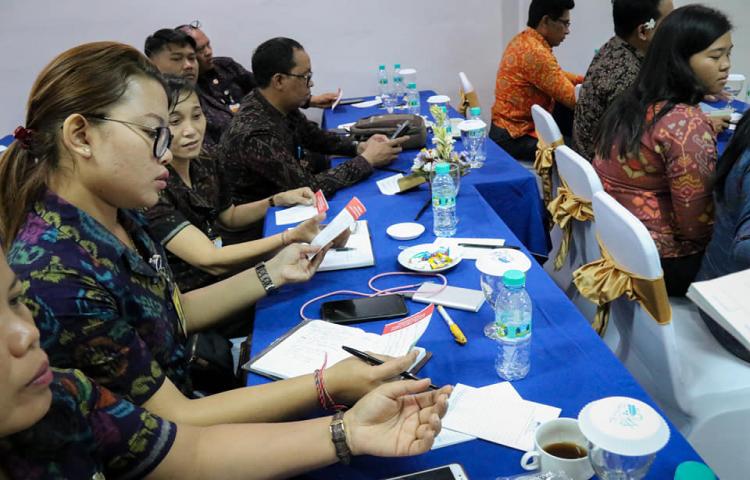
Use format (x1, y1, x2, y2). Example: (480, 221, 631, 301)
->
(427, 94, 451, 104)
(386, 222, 425, 241)
(398, 243, 463, 273)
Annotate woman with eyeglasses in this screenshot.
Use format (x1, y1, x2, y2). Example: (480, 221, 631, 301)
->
(593, 5, 732, 296)
(0, 41, 418, 427)
(0, 245, 451, 479)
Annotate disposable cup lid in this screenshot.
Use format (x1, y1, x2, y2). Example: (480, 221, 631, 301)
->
(399, 68, 417, 75)
(458, 119, 486, 132)
(427, 94, 451, 104)
(578, 397, 670, 457)
(475, 248, 531, 277)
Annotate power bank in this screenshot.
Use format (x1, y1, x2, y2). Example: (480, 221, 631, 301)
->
(411, 282, 486, 312)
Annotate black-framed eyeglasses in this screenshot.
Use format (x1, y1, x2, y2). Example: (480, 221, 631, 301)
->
(282, 71, 313, 87)
(88, 115, 172, 159)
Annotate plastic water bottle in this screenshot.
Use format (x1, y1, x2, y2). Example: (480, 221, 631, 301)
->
(492, 270, 532, 381)
(466, 106, 487, 167)
(392, 63, 405, 102)
(378, 64, 389, 98)
(431, 162, 457, 237)
(440, 106, 452, 136)
(406, 82, 420, 115)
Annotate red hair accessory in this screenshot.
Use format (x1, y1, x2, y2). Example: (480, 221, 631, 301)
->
(13, 126, 34, 150)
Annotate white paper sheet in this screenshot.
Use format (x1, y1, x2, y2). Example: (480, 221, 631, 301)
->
(379, 304, 434, 357)
(308, 198, 366, 259)
(274, 204, 318, 226)
(432, 237, 506, 260)
(376, 174, 404, 195)
(330, 89, 344, 110)
(318, 221, 374, 271)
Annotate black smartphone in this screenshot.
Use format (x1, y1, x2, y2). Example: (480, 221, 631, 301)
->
(384, 463, 469, 480)
(390, 121, 411, 140)
(320, 295, 408, 324)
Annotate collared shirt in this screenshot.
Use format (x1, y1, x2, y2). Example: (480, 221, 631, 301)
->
(491, 28, 583, 139)
(9, 191, 191, 405)
(218, 89, 373, 205)
(146, 154, 233, 292)
(196, 56, 257, 150)
(593, 103, 717, 258)
(0, 369, 176, 480)
(573, 36, 645, 160)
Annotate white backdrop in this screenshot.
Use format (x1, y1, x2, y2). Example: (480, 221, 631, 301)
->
(0, 0, 747, 134)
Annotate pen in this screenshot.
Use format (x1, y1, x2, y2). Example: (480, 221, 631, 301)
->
(458, 243, 522, 250)
(333, 247, 356, 252)
(341, 345, 439, 390)
(414, 197, 431, 221)
(377, 166, 407, 175)
(436, 305, 467, 345)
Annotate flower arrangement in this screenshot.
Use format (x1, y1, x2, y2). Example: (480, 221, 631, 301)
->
(410, 104, 471, 180)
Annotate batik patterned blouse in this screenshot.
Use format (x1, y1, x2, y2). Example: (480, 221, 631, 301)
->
(0, 369, 176, 480)
(218, 89, 372, 205)
(593, 103, 717, 258)
(8, 191, 192, 405)
(573, 36, 644, 160)
(491, 28, 583, 139)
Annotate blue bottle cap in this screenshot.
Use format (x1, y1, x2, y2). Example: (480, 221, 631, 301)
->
(674, 461, 716, 480)
(378, 64, 385, 70)
(470, 106, 481, 116)
(502, 269, 526, 287)
(394, 63, 401, 69)
(434, 162, 451, 174)
(407, 82, 417, 89)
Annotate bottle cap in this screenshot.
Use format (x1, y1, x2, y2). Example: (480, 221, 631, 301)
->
(378, 64, 385, 70)
(470, 106, 481, 116)
(434, 162, 451, 174)
(502, 269, 525, 287)
(394, 63, 401, 69)
(674, 462, 716, 480)
(407, 82, 417, 89)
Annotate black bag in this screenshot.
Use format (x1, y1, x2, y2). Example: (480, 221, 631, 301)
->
(187, 331, 243, 394)
(349, 114, 427, 150)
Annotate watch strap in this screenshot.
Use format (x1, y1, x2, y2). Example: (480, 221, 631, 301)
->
(255, 261, 276, 293)
(330, 411, 352, 465)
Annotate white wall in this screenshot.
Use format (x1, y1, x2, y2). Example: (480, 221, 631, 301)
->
(1, 0, 748, 134)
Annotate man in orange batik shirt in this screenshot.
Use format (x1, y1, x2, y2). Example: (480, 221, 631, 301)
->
(490, 0, 583, 162)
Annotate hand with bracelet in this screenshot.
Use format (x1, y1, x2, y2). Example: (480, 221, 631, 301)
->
(263, 242, 330, 288)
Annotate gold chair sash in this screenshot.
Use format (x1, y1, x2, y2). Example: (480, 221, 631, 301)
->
(572, 242, 672, 336)
(547, 183, 594, 271)
(534, 137, 564, 208)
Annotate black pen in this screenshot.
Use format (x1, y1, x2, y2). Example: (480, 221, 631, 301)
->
(377, 166, 407, 175)
(342, 346, 439, 390)
(333, 247, 356, 252)
(413, 197, 431, 221)
(458, 243, 522, 250)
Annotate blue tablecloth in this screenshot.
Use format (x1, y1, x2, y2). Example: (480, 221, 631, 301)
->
(322, 91, 549, 256)
(248, 182, 702, 478)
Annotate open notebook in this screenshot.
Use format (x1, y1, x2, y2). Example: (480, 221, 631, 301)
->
(687, 268, 750, 351)
(318, 220, 374, 271)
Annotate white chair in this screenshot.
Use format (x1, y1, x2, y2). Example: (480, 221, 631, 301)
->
(593, 191, 750, 480)
(575, 83, 582, 101)
(543, 146, 602, 325)
(530, 104, 564, 201)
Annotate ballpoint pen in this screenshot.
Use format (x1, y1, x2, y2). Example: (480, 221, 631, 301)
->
(333, 247, 356, 252)
(377, 166, 407, 175)
(341, 346, 439, 390)
(436, 305, 467, 345)
(413, 197, 431, 221)
(458, 243, 521, 250)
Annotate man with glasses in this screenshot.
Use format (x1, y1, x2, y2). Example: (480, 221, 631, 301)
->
(217, 37, 406, 243)
(489, 0, 582, 163)
(177, 22, 339, 151)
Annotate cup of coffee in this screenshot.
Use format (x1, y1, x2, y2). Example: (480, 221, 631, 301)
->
(520, 418, 594, 480)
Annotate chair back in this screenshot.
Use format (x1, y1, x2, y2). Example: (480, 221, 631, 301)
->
(531, 104, 563, 146)
(592, 191, 689, 413)
(555, 146, 602, 201)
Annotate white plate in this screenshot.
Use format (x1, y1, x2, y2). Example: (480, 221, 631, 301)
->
(427, 94, 451, 104)
(398, 243, 463, 272)
(386, 222, 425, 241)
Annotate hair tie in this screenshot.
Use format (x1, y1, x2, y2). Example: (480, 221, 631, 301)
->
(13, 126, 34, 150)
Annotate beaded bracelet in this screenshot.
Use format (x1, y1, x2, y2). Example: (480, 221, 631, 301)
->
(314, 353, 347, 412)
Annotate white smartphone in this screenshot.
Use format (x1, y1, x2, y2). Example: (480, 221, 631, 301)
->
(384, 463, 469, 480)
(411, 282, 486, 312)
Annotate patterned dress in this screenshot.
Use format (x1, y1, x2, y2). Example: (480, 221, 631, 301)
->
(8, 191, 192, 405)
(0, 369, 176, 480)
(593, 103, 717, 258)
(491, 27, 583, 139)
(217, 89, 373, 205)
(573, 36, 645, 160)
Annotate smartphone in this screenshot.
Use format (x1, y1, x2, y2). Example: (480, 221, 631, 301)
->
(320, 294, 408, 324)
(390, 121, 411, 140)
(384, 463, 469, 480)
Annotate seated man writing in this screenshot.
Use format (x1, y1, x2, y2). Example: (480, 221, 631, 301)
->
(218, 37, 406, 207)
(489, 0, 583, 162)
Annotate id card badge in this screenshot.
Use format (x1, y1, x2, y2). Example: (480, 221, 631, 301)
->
(172, 286, 188, 338)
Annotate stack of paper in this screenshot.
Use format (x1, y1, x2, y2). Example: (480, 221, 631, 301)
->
(318, 220, 374, 271)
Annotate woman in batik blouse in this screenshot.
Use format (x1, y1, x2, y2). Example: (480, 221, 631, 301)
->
(593, 5, 732, 295)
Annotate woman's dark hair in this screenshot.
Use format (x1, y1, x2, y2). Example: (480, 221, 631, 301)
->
(0, 41, 170, 249)
(714, 111, 750, 200)
(527, 0, 575, 28)
(251, 37, 304, 88)
(162, 74, 197, 112)
(613, 0, 664, 38)
(594, 5, 732, 160)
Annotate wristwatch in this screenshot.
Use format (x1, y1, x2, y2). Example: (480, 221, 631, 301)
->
(330, 411, 352, 465)
(255, 262, 277, 293)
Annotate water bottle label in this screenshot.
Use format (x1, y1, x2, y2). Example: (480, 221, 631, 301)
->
(432, 195, 456, 207)
(379, 79, 388, 85)
(495, 312, 531, 341)
(468, 128, 485, 139)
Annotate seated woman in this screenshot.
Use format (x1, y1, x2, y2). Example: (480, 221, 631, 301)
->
(593, 5, 732, 296)
(694, 111, 750, 362)
(0, 248, 451, 479)
(0, 41, 412, 427)
(147, 75, 323, 295)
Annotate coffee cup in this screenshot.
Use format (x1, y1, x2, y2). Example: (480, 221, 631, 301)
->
(520, 418, 594, 480)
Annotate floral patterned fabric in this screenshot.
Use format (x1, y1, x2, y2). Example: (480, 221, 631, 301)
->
(491, 28, 583, 139)
(593, 103, 717, 258)
(8, 191, 192, 405)
(0, 369, 176, 480)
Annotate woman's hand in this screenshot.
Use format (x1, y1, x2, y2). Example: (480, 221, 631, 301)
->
(344, 379, 453, 457)
(272, 187, 315, 207)
(325, 351, 418, 406)
(289, 213, 325, 244)
(264, 243, 328, 287)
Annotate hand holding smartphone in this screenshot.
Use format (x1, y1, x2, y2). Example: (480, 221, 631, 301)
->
(390, 121, 411, 140)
